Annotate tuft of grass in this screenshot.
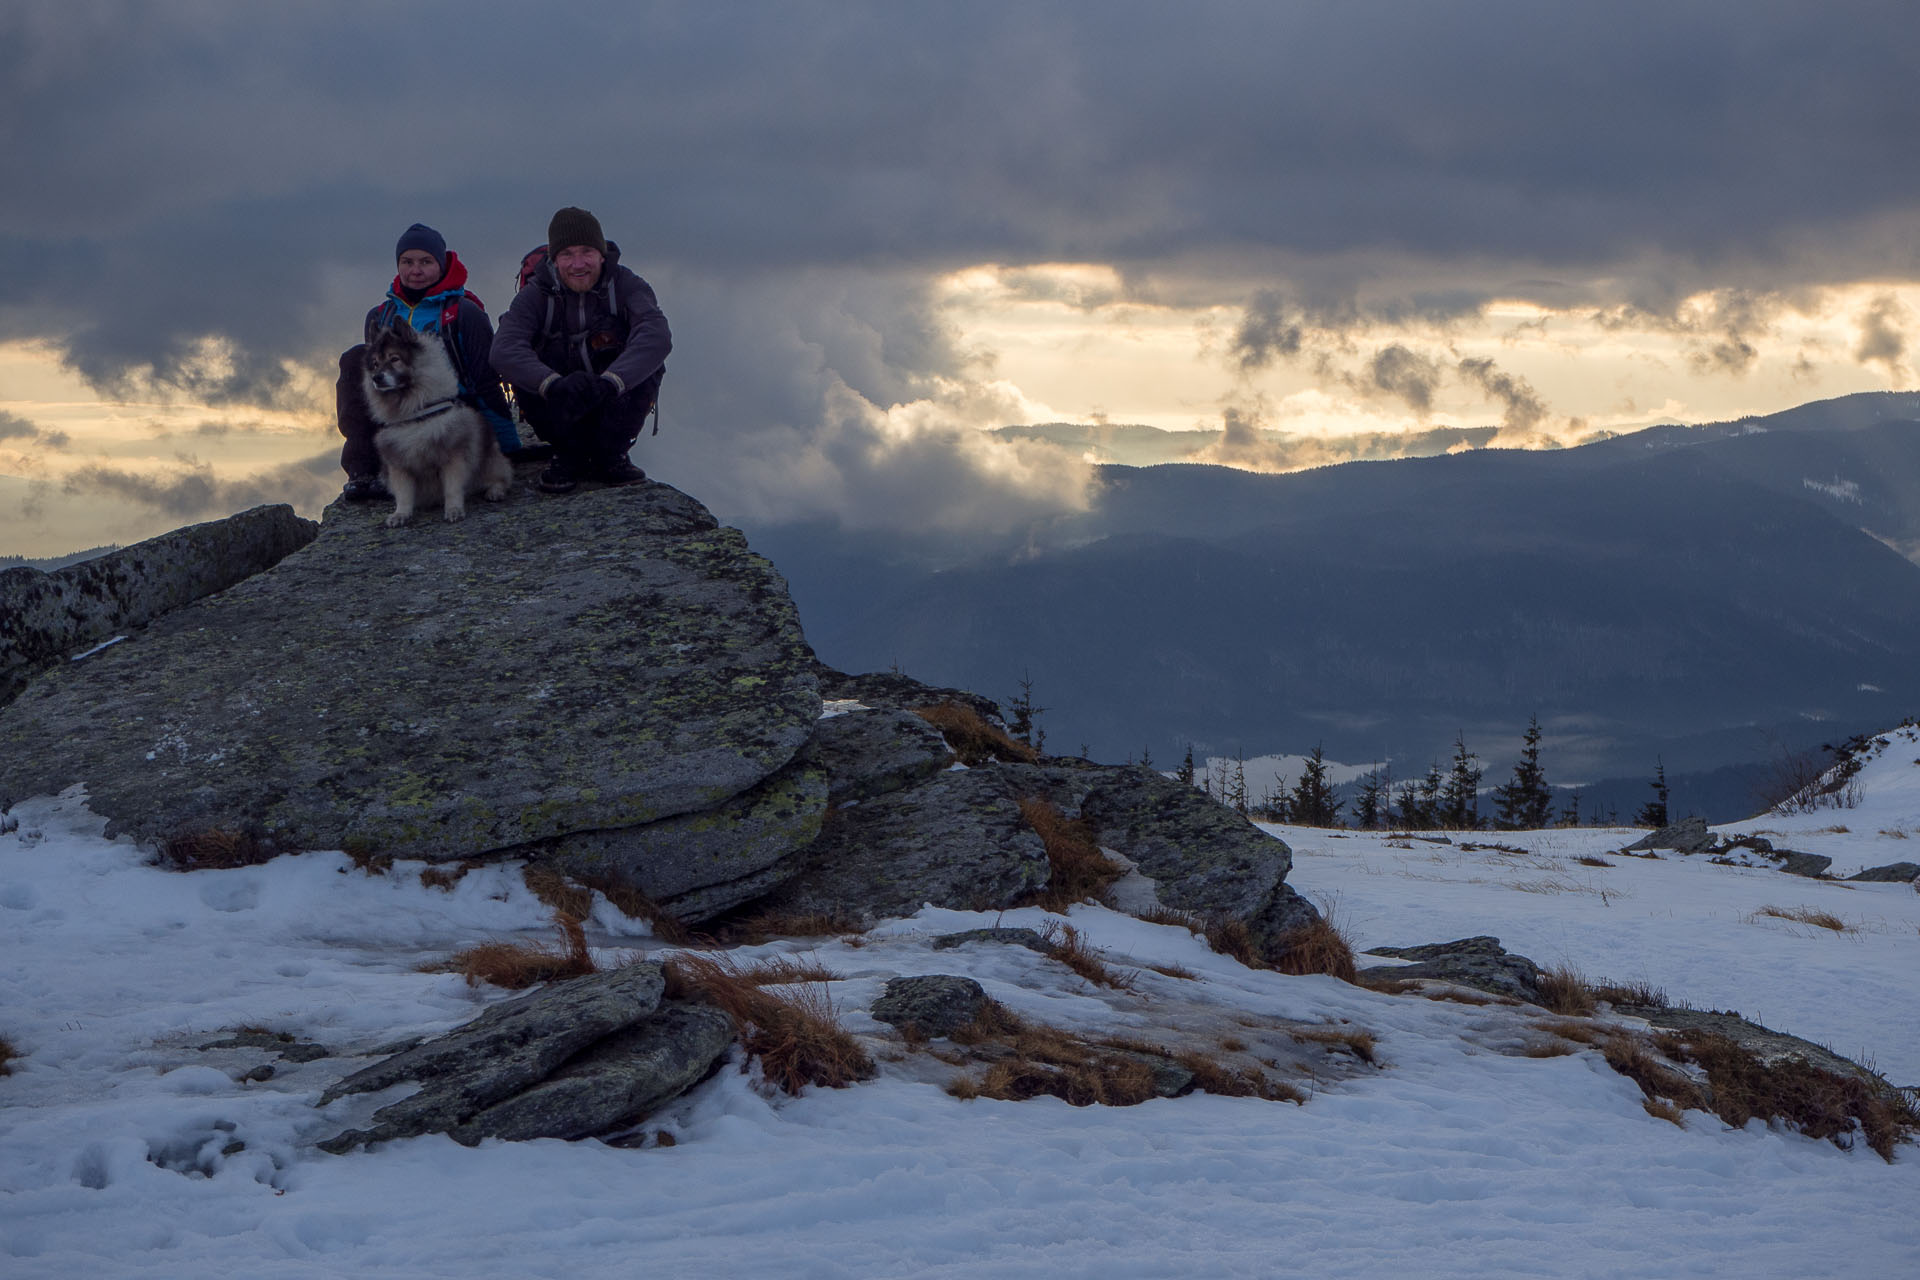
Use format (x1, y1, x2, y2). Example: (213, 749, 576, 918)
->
(728, 955, 843, 986)
(1642, 1097, 1688, 1127)
(1356, 974, 1424, 996)
(1144, 961, 1200, 981)
(0, 1035, 19, 1076)
(1271, 915, 1358, 983)
(1530, 1018, 1608, 1045)
(1535, 965, 1598, 1016)
(1137, 905, 1205, 932)
(664, 953, 873, 1094)
(1020, 798, 1126, 912)
(1172, 1050, 1307, 1103)
(721, 910, 865, 944)
(575, 874, 696, 945)
(1289, 1025, 1378, 1064)
(345, 844, 394, 876)
(444, 913, 596, 989)
(521, 866, 594, 921)
(1523, 1039, 1580, 1058)
(913, 701, 1037, 765)
(158, 828, 272, 872)
(1575, 855, 1616, 868)
(1589, 979, 1669, 1008)
(1202, 917, 1268, 969)
(419, 860, 481, 892)
(1751, 904, 1852, 933)
(1665, 1030, 1919, 1161)
(1041, 921, 1138, 991)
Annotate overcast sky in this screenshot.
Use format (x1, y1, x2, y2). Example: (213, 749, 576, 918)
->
(3, 0, 1918, 554)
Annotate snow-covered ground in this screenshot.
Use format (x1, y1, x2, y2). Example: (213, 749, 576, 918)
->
(3, 735, 1918, 1278)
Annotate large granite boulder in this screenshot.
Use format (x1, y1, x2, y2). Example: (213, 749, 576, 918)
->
(0, 482, 820, 868)
(1624, 816, 1715, 854)
(0, 504, 316, 706)
(1359, 936, 1543, 1001)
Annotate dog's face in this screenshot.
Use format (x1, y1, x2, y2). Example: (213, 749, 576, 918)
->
(365, 328, 422, 395)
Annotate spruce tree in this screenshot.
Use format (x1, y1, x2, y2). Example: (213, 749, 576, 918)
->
(1006, 670, 1046, 749)
(1176, 744, 1196, 787)
(1492, 716, 1554, 830)
(1559, 788, 1582, 828)
(1227, 756, 1250, 816)
(1352, 766, 1388, 831)
(1289, 744, 1341, 827)
(1635, 758, 1670, 828)
(1439, 734, 1483, 830)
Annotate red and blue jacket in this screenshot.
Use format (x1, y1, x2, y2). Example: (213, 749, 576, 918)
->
(363, 251, 519, 450)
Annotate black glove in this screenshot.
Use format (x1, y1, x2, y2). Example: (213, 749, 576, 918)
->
(548, 371, 603, 421)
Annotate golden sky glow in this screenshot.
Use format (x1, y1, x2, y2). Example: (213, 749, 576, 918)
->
(4, 276, 1916, 558)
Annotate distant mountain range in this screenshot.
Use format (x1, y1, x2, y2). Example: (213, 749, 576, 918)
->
(743, 391, 1920, 819)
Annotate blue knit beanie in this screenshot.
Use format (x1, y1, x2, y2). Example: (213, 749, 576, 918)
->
(395, 223, 447, 268)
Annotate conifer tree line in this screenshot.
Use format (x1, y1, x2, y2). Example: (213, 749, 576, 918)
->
(1168, 715, 1674, 832)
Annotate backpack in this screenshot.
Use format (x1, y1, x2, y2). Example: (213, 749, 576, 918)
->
(514, 243, 661, 435)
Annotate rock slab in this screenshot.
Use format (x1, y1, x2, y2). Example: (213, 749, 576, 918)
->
(0, 504, 316, 707)
(0, 482, 820, 862)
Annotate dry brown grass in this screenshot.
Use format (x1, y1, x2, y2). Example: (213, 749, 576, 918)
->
(1588, 979, 1669, 1008)
(1041, 922, 1138, 991)
(946, 1011, 1304, 1107)
(344, 844, 394, 876)
(1202, 917, 1268, 969)
(1575, 855, 1616, 868)
(1137, 905, 1205, 932)
(444, 914, 597, 989)
(1535, 965, 1598, 1016)
(728, 955, 843, 986)
(1642, 1097, 1688, 1127)
(419, 860, 482, 892)
(1751, 904, 1852, 933)
(1530, 1018, 1608, 1046)
(664, 953, 873, 1094)
(1271, 915, 1358, 983)
(913, 701, 1038, 765)
(1289, 1025, 1378, 1064)
(721, 910, 865, 944)
(1144, 961, 1200, 981)
(0, 1035, 18, 1077)
(1171, 1050, 1307, 1103)
(1522, 1039, 1580, 1058)
(1663, 1030, 1919, 1161)
(158, 828, 273, 872)
(1020, 798, 1126, 911)
(573, 873, 696, 945)
(521, 865, 594, 921)
(1355, 974, 1423, 996)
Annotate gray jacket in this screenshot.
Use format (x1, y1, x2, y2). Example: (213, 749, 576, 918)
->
(490, 247, 671, 400)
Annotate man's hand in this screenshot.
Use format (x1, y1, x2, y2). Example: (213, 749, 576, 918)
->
(548, 371, 603, 420)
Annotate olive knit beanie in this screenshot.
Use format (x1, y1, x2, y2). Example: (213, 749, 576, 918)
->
(394, 223, 447, 268)
(547, 207, 607, 257)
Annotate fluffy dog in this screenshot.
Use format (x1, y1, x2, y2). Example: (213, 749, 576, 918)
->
(360, 325, 512, 527)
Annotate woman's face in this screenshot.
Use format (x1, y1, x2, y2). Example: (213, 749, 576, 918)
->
(396, 250, 442, 292)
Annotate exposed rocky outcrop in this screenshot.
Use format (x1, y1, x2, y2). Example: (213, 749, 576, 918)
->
(1624, 816, 1715, 854)
(318, 962, 734, 1149)
(1360, 936, 1543, 1002)
(869, 975, 991, 1038)
(0, 477, 1315, 956)
(1847, 861, 1920, 883)
(0, 504, 316, 707)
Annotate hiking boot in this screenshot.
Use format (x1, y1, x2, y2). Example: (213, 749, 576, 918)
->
(537, 457, 580, 493)
(593, 456, 647, 486)
(340, 475, 390, 502)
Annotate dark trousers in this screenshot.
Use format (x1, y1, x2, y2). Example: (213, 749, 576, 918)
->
(336, 345, 379, 479)
(517, 372, 660, 467)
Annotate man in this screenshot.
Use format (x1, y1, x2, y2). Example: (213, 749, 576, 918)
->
(336, 223, 534, 501)
(489, 207, 671, 492)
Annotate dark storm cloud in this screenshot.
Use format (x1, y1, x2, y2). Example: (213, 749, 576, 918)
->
(5, 0, 1920, 527)
(0, 408, 69, 449)
(61, 451, 339, 519)
(1456, 357, 1550, 434)
(1360, 345, 1446, 414)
